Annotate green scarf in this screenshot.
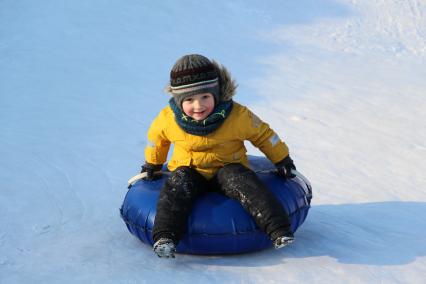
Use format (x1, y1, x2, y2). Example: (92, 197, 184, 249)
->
(169, 98, 233, 136)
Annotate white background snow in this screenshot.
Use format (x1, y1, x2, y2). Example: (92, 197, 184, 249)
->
(1, 0, 426, 283)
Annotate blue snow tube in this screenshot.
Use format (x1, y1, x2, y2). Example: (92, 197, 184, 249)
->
(120, 156, 312, 255)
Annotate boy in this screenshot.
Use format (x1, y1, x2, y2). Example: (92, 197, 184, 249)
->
(142, 54, 297, 258)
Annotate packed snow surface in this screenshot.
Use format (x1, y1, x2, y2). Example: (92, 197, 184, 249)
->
(1, 0, 425, 283)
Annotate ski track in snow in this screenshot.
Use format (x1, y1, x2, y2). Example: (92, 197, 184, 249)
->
(1, 0, 426, 283)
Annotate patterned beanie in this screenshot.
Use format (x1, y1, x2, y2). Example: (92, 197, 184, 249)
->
(169, 54, 220, 109)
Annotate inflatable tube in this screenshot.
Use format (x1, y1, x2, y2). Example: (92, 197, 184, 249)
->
(120, 156, 312, 255)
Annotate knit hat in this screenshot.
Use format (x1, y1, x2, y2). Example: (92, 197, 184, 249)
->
(169, 54, 220, 109)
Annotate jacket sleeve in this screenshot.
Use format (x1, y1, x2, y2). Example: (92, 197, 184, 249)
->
(243, 108, 289, 164)
(144, 109, 171, 165)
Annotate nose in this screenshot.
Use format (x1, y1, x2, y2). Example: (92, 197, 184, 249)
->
(193, 99, 202, 109)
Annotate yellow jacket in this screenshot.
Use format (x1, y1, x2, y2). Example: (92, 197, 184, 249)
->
(145, 102, 289, 179)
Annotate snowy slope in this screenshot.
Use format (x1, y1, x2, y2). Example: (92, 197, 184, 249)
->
(1, 0, 425, 283)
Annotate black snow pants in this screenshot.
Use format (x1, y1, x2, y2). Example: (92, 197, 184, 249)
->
(152, 163, 292, 244)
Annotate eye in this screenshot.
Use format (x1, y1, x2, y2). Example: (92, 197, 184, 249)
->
(202, 95, 210, 99)
(184, 98, 193, 102)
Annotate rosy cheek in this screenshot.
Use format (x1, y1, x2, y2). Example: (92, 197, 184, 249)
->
(182, 104, 192, 115)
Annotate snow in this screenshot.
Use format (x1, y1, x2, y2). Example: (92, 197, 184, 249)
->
(1, 0, 426, 283)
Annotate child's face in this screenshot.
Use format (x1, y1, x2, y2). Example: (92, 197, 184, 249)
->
(182, 93, 215, 121)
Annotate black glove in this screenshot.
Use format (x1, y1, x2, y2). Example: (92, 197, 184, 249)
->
(141, 163, 163, 181)
(275, 156, 296, 180)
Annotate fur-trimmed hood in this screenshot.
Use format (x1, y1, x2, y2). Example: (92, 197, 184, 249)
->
(165, 60, 238, 102)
